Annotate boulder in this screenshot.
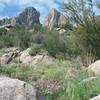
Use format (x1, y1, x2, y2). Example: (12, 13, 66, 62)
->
(0, 48, 20, 65)
(88, 60, 100, 74)
(19, 48, 54, 65)
(19, 48, 33, 64)
(89, 95, 100, 100)
(0, 52, 13, 65)
(0, 77, 37, 100)
(56, 28, 66, 34)
(32, 54, 54, 65)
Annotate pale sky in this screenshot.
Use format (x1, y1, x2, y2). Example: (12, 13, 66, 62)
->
(0, 0, 99, 23)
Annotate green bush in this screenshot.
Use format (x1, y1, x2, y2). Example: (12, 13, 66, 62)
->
(0, 25, 33, 49)
(43, 30, 80, 59)
(43, 30, 67, 58)
(29, 43, 43, 56)
(31, 32, 45, 44)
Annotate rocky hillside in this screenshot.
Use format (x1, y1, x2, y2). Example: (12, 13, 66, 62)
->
(16, 7, 40, 27)
(0, 7, 40, 28)
(0, 7, 68, 31)
(43, 8, 68, 30)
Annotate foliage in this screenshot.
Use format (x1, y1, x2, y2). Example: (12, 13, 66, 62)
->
(64, 0, 100, 59)
(43, 30, 67, 58)
(29, 43, 43, 56)
(45, 70, 100, 100)
(0, 53, 100, 100)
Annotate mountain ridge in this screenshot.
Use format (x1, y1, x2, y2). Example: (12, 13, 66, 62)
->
(0, 7, 68, 29)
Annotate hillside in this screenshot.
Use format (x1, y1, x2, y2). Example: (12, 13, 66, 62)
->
(0, 1, 100, 100)
(0, 7, 40, 28)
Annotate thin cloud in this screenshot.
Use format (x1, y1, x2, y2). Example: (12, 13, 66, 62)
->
(0, 0, 99, 23)
(0, 0, 63, 23)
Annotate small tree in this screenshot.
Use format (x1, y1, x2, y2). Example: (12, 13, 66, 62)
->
(64, 0, 100, 58)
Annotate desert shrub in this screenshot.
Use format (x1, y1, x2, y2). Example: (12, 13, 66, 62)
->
(43, 30, 67, 58)
(33, 24, 42, 33)
(31, 32, 45, 44)
(64, 0, 100, 59)
(43, 30, 81, 59)
(0, 25, 33, 49)
(64, 31, 81, 57)
(0, 28, 7, 35)
(0, 33, 15, 48)
(0, 25, 47, 50)
(10, 26, 33, 49)
(29, 43, 43, 56)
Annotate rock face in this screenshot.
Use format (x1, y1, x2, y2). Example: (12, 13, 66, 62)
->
(0, 77, 37, 100)
(0, 52, 13, 65)
(16, 7, 40, 27)
(32, 54, 55, 65)
(0, 7, 40, 28)
(19, 48, 33, 64)
(88, 60, 100, 74)
(16, 48, 54, 65)
(0, 48, 55, 65)
(58, 14, 68, 27)
(43, 8, 67, 30)
(0, 48, 20, 65)
(89, 95, 100, 100)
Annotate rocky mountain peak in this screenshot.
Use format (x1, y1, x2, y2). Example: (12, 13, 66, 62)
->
(16, 7, 40, 27)
(0, 7, 40, 28)
(43, 8, 67, 30)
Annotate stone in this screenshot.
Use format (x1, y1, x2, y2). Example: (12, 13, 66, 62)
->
(89, 95, 100, 100)
(19, 48, 54, 65)
(19, 48, 33, 64)
(32, 54, 54, 65)
(0, 48, 20, 65)
(59, 29, 66, 34)
(0, 52, 13, 65)
(88, 60, 100, 74)
(0, 77, 37, 100)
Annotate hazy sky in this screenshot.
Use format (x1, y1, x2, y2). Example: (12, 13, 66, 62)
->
(0, 0, 100, 23)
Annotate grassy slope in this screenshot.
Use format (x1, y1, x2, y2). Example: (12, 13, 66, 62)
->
(0, 60, 100, 100)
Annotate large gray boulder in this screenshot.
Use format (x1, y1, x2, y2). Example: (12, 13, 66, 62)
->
(0, 77, 37, 100)
(43, 8, 68, 30)
(88, 60, 100, 74)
